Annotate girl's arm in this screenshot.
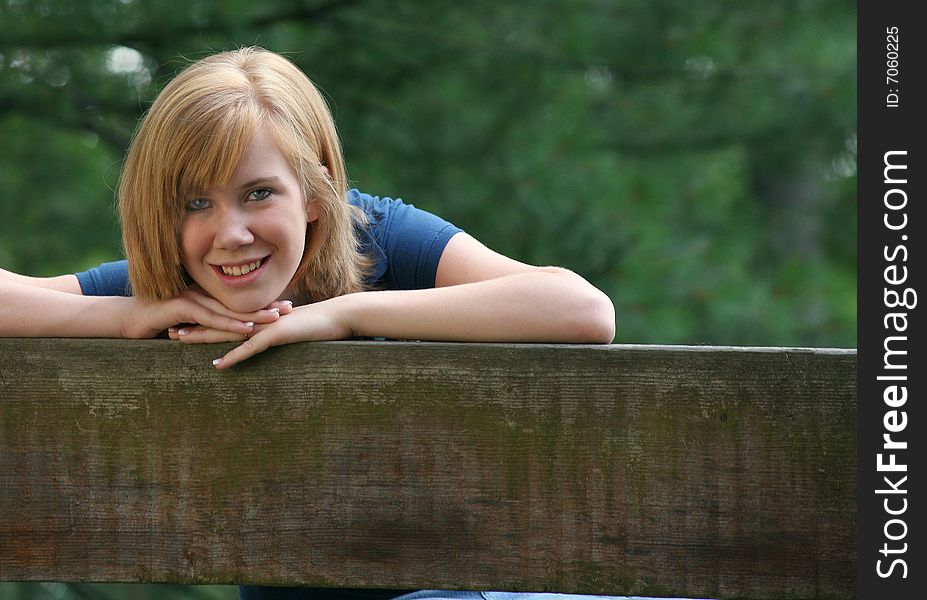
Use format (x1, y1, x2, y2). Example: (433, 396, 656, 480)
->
(344, 232, 614, 343)
(0, 268, 83, 293)
(205, 233, 615, 369)
(1, 277, 131, 337)
(1, 270, 287, 339)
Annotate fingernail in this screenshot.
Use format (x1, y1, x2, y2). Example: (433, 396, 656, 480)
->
(269, 308, 280, 314)
(168, 327, 177, 334)
(178, 328, 189, 336)
(244, 321, 254, 328)
(212, 358, 223, 367)
(282, 300, 293, 306)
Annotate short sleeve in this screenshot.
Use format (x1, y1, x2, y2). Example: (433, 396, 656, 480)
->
(349, 190, 463, 290)
(75, 260, 132, 296)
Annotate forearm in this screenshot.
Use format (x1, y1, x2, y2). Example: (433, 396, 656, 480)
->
(1, 268, 82, 292)
(342, 268, 615, 343)
(0, 280, 127, 338)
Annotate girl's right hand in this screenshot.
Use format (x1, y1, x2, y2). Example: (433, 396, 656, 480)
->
(118, 288, 293, 339)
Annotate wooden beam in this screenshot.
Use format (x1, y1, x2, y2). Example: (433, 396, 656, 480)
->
(0, 340, 856, 599)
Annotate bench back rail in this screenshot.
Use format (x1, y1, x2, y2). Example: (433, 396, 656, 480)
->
(0, 340, 857, 599)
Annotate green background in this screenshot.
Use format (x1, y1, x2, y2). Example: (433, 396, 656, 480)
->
(1, 0, 855, 598)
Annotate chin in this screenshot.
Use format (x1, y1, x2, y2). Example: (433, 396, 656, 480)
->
(219, 294, 276, 314)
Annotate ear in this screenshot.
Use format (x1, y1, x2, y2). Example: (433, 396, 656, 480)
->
(306, 198, 320, 222)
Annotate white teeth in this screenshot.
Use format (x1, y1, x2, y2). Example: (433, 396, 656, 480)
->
(221, 259, 262, 276)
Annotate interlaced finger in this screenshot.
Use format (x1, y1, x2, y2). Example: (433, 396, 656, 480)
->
(182, 289, 285, 324)
(176, 300, 254, 335)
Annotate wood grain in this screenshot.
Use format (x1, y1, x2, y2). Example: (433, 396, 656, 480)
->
(0, 340, 856, 599)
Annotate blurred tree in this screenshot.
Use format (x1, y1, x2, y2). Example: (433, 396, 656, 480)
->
(0, 0, 856, 345)
(0, 0, 856, 349)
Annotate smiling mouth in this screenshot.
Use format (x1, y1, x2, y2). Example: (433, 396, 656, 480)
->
(216, 257, 265, 277)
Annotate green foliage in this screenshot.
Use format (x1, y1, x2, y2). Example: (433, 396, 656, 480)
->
(0, 0, 857, 350)
(0, 114, 122, 274)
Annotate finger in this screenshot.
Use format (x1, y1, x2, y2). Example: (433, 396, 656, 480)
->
(267, 300, 295, 315)
(245, 306, 300, 336)
(212, 333, 275, 369)
(245, 307, 283, 324)
(182, 303, 256, 335)
(183, 291, 284, 324)
(170, 326, 248, 344)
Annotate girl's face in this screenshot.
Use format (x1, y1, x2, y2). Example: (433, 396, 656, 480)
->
(179, 124, 318, 312)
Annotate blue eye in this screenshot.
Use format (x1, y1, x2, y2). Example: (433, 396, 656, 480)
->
(186, 198, 211, 212)
(248, 188, 272, 201)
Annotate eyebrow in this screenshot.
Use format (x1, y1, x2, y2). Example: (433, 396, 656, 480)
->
(238, 176, 282, 190)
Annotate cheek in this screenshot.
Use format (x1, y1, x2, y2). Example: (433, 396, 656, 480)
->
(280, 204, 311, 257)
(179, 222, 207, 268)
(279, 220, 309, 259)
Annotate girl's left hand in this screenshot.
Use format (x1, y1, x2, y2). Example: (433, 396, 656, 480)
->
(169, 297, 354, 369)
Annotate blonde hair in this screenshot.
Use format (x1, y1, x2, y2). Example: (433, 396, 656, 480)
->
(119, 47, 371, 302)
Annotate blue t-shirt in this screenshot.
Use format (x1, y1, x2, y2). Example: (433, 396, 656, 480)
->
(76, 190, 463, 296)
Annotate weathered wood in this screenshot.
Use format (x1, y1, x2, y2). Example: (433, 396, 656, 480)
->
(0, 339, 856, 599)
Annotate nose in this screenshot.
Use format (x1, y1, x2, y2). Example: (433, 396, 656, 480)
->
(213, 206, 255, 250)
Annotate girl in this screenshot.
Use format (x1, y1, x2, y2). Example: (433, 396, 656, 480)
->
(1, 47, 616, 598)
(2, 47, 613, 367)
